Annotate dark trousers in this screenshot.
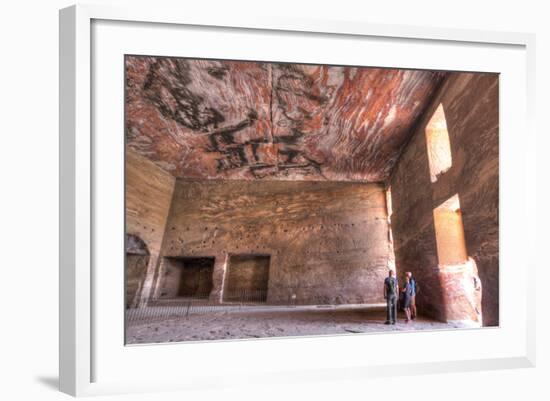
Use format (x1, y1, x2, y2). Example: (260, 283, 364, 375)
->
(386, 295, 397, 323)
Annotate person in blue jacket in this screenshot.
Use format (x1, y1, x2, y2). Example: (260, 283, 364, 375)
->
(401, 275, 413, 323)
(406, 271, 419, 320)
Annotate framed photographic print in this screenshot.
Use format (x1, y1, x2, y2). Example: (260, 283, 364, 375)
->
(59, 4, 536, 397)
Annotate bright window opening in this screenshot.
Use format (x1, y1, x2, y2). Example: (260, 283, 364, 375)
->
(426, 104, 452, 183)
(386, 186, 394, 242)
(385, 186, 393, 218)
(433, 194, 468, 266)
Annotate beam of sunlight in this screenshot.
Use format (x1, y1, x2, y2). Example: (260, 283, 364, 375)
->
(433, 194, 467, 266)
(426, 104, 452, 183)
(433, 194, 483, 326)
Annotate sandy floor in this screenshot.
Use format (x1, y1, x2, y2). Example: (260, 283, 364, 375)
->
(126, 305, 465, 344)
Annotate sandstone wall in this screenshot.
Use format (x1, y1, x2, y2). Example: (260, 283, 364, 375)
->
(125, 147, 176, 306)
(155, 179, 391, 305)
(389, 73, 499, 326)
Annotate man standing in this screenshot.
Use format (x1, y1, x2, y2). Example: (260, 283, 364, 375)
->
(384, 269, 399, 324)
(406, 271, 418, 320)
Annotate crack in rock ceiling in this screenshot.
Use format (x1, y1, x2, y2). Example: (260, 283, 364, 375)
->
(126, 56, 446, 181)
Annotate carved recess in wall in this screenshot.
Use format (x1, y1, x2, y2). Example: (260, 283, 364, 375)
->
(126, 56, 446, 181)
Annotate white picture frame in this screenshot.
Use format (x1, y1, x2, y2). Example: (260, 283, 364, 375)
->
(59, 4, 536, 397)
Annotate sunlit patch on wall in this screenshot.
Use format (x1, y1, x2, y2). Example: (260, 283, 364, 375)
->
(433, 194, 468, 266)
(426, 104, 452, 183)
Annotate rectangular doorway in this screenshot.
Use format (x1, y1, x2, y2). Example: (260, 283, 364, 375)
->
(160, 257, 215, 299)
(223, 255, 270, 303)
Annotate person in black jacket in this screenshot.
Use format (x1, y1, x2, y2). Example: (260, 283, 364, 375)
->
(383, 270, 399, 324)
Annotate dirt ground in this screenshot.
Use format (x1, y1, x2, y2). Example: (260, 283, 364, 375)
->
(126, 305, 465, 344)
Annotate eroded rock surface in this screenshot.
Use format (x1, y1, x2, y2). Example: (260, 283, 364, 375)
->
(390, 73, 499, 326)
(126, 56, 445, 181)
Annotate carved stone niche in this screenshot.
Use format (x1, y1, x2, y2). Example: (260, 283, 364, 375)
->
(223, 254, 271, 303)
(158, 257, 216, 300)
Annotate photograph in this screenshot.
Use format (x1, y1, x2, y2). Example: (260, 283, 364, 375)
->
(1, 0, 545, 399)
(123, 55, 499, 345)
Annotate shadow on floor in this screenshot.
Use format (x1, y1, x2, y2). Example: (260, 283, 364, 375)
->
(35, 376, 58, 391)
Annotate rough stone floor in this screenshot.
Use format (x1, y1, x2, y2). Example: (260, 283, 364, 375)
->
(126, 305, 465, 345)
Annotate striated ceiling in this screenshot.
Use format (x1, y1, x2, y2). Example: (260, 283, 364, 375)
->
(126, 56, 446, 182)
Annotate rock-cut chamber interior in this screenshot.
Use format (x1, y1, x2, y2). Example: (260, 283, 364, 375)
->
(124, 56, 499, 328)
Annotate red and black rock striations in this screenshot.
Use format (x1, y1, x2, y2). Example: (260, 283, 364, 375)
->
(126, 57, 274, 179)
(126, 56, 445, 181)
(271, 64, 446, 180)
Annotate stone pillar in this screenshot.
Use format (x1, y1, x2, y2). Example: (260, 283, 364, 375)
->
(209, 253, 229, 304)
(137, 253, 161, 307)
(149, 256, 169, 302)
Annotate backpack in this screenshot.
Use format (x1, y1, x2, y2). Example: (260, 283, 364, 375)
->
(412, 278, 420, 295)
